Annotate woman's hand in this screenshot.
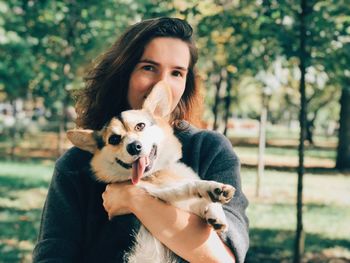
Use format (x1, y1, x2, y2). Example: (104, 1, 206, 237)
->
(102, 181, 146, 219)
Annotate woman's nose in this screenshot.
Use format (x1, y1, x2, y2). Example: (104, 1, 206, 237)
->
(148, 71, 172, 93)
(157, 71, 170, 83)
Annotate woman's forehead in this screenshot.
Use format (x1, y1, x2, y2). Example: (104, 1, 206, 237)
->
(141, 37, 190, 69)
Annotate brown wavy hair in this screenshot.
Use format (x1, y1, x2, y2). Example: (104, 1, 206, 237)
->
(75, 17, 203, 130)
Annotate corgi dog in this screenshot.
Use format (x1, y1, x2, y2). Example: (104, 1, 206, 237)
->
(67, 81, 235, 263)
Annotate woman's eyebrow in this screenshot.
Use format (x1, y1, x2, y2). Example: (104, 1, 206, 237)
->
(138, 59, 188, 71)
(139, 59, 159, 65)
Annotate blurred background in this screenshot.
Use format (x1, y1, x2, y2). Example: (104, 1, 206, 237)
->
(0, 0, 349, 262)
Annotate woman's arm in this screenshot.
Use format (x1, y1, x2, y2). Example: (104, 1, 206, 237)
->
(33, 166, 84, 262)
(191, 131, 250, 263)
(176, 128, 250, 262)
(102, 182, 235, 263)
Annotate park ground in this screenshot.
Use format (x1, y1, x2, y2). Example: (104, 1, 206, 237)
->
(0, 131, 349, 262)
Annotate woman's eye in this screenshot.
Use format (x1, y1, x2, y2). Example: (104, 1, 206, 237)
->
(142, 65, 155, 71)
(108, 134, 122, 145)
(135, 122, 145, 131)
(172, 71, 183, 77)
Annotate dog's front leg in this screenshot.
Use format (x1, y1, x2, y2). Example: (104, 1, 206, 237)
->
(204, 202, 229, 233)
(139, 183, 197, 203)
(141, 184, 231, 233)
(140, 181, 235, 204)
(174, 199, 229, 233)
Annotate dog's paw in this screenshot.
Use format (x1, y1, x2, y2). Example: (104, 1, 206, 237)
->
(206, 218, 228, 233)
(207, 183, 235, 204)
(204, 206, 228, 233)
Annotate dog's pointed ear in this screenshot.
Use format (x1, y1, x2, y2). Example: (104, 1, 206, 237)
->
(142, 81, 173, 118)
(67, 129, 99, 153)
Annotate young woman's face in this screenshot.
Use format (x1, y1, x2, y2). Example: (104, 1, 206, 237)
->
(127, 37, 190, 111)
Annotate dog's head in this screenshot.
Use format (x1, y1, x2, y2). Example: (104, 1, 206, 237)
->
(67, 81, 182, 184)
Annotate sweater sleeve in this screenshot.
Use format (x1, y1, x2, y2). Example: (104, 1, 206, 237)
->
(196, 131, 249, 263)
(32, 163, 84, 262)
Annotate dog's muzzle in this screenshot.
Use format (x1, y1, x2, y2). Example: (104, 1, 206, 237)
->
(115, 144, 157, 172)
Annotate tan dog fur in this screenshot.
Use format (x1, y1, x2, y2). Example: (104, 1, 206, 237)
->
(67, 81, 235, 263)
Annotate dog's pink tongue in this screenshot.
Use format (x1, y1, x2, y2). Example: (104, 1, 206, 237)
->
(132, 157, 147, 185)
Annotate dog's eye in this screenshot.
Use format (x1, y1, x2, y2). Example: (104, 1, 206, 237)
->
(135, 122, 145, 132)
(108, 134, 122, 145)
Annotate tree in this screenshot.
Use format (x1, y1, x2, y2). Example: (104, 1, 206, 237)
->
(332, 1, 350, 170)
(336, 87, 350, 169)
(294, 0, 309, 261)
(0, 0, 39, 158)
(195, 1, 258, 130)
(0, 1, 36, 101)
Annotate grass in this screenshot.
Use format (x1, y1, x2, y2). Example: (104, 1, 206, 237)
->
(0, 159, 349, 262)
(243, 169, 350, 262)
(0, 160, 53, 263)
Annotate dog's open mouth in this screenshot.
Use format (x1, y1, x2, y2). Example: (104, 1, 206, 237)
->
(116, 159, 132, 170)
(115, 144, 157, 185)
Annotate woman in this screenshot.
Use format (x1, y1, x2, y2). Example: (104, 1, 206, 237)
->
(33, 17, 249, 263)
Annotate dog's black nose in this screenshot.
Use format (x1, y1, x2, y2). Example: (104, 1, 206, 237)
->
(127, 141, 142, 156)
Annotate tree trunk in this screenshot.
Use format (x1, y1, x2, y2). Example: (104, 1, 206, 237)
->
(336, 87, 350, 170)
(57, 93, 71, 156)
(10, 100, 18, 160)
(305, 112, 318, 145)
(212, 69, 224, 130)
(305, 120, 313, 145)
(294, 0, 307, 262)
(256, 93, 268, 198)
(58, 114, 66, 156)
(223, 73, 233, 136)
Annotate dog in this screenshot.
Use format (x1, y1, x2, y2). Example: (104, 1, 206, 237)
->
(67, 81, 235, 263)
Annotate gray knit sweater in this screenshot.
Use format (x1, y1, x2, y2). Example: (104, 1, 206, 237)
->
(33, 124, 249, 262)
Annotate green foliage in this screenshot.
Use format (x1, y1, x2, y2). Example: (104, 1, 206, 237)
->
(0, 0, 135, 108)
(1, 0, 349, 155)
